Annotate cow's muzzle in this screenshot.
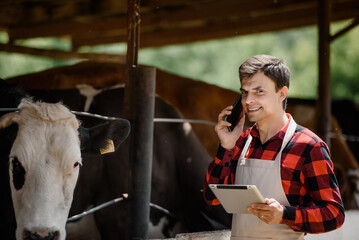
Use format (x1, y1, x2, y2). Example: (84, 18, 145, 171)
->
(23, 229, 59, 240)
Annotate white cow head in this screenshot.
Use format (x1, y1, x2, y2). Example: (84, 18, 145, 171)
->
(0, 99, 130, 240)
(0, 100, 81, 240)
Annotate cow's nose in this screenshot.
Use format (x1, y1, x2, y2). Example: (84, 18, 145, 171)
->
(24, 229, 59, 240)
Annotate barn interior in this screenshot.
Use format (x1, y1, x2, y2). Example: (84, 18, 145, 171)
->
(1, 0, 358, 136)
(0, 0, 358, 49)
(1, 0, 359, 239)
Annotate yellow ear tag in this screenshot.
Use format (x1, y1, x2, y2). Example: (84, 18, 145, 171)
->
(100, 139, 115, 154)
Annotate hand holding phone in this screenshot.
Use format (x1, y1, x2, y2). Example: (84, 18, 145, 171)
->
(224, 95, 245, 132)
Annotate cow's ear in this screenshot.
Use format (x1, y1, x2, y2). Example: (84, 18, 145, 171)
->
(78, 119, 130, 155)
(0, 112, 19, 129)
(0, 113, 19, 155)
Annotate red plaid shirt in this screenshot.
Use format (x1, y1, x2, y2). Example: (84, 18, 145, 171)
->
(203, 114, 345, 233)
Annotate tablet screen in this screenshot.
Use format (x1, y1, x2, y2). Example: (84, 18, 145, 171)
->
(209, 184, 265, 214)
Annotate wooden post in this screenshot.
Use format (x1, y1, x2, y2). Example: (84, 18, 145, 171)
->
(124, 0, 140, 117)
(126, 0, 140, 67)
(317, 0, 331, 145)
(126, 66, 156, 240)
(125, 1, 155, 240)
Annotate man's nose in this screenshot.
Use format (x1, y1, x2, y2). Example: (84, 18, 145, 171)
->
(245, 94, 255, 104)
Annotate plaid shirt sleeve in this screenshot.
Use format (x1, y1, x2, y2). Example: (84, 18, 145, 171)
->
(281, 139, 345, 233)
(203, 131, 248, 205)
(203, 145, 234, 205)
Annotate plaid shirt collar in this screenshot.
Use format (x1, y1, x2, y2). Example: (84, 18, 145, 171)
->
(249, 113, 292, 143)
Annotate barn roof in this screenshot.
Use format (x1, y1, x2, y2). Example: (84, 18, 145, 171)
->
(0, 0, 358, 50)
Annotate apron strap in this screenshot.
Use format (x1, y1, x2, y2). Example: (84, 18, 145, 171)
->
(240, 116, 297, 160)
(280, 117, 297, 153)
(239, 135, 252, 159)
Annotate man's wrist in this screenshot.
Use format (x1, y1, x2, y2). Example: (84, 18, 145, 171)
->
(220, 142, 235, 150)
(216, 144, 234, 161)
(280, 205, 295, 224)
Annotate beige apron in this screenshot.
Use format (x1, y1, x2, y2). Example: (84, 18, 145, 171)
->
(231, 117, 304, 240)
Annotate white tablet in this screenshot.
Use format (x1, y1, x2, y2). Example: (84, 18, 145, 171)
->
(209, 184, 265, 214)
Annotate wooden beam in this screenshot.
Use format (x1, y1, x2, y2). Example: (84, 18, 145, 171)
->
(7, 16, 128, 40)
(2, 0, 358, 48)
(317, 0, 331, 144)
(0, 43, 126, 62)
(0, 0, 85, 4)
(0, 0, 128, 26)
(0, 0, 92, 26)
(72, 1, 358, 48)
(6, 0, 318, 39)
(0, 0, 296, 25)
(330, 17, 359, 42)
(126, 0, 140, 66)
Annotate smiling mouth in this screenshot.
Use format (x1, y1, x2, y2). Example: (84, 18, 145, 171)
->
(247, 107, 261, 112)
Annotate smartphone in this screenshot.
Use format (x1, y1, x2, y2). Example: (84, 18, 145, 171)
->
(224, 95, 244, 132)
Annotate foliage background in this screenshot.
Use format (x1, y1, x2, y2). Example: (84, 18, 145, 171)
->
(0, 20, 358, 103)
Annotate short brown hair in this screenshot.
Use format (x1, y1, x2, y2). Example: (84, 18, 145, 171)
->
(239, 55, 290, 109)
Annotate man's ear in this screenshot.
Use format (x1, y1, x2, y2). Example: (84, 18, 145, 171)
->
(279, 86, 288, 102)
(78, 119, 130, 155)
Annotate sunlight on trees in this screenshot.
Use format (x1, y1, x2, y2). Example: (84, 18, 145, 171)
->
(0, 21, 358, 103)
(0, 34, 77, 79)
(139, 27, 320, 99)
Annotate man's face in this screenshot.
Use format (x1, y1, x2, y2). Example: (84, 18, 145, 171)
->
(240, 71, 286, 124)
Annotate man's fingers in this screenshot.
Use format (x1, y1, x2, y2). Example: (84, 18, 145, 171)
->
(214, 118, 231, 132)
(251, 203, 271, 210)
(215, 106, 234, 133)
(232, 115, 245, 133)
(218, 106, 233, 122)
(265, 198, 277, 204)
(248, 208, 277, 223)
(249, 199, 284, 224)
(248, 208, 272, 222)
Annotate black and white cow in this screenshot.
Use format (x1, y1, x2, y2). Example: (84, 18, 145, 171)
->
(0, 80, 131, 240)
(27, 85, 231, 239)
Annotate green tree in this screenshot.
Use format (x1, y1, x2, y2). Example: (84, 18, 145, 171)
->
(0, 21, 358, 103)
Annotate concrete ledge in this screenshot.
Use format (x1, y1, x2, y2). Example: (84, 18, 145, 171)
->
(175, 230, 231, 240)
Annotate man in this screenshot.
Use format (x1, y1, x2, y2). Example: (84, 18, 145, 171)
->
(203, 55, 344, 239)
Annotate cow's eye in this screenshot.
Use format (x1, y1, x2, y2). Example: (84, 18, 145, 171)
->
(73, 161, 82, 168)
(11, 157, 26, 190)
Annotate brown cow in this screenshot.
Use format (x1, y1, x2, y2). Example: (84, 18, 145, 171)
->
(7, 61, 359, 209)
